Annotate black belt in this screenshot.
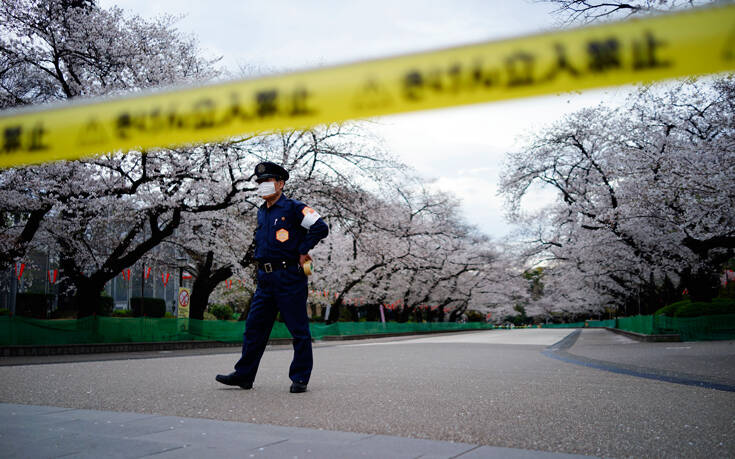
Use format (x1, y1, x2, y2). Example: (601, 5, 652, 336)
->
(256, 259, 299, 273)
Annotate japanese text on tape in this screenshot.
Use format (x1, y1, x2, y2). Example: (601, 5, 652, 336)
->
(1, 5, 734, 168)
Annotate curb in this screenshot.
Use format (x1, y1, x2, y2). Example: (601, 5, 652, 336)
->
(0, 329, 491, 357)
(544, 330, 735, 393)
(0, 340, 239, 357)
(320, 328, 488, 341)
(605, 327, 681, 342)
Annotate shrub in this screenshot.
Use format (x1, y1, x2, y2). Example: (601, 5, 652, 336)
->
(655, 302, 681, 317)
(209, 304, 234, 320)
(49, 308, 78, 319)
(338, 305, 353, 322)
(203, 311, 217, 320)
(110, 309, 134, 318)
(655, 297, 735, 317)
(675, 297, 735, 317)
(52, 294, 113, 318)
(16, 293, 54, 319)
(130, 297, 167, 318)
(466, 310, 485, 322)
(54, 295, 77, 313)
(97, 295, 114, 316)
(0, 308, 9, 316)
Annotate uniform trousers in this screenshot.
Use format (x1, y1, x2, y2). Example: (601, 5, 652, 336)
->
(234, 264, 312, 384)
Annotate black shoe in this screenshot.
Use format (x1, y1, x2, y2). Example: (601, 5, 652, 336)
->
(216, 372, 253, 389)
(290, 382, 308, 393)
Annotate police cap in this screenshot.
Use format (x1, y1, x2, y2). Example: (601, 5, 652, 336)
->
(253, 161, 289, 182)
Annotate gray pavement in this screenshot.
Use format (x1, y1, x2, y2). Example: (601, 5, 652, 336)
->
(0, 402, 589, 458)
(0, 329, 733, 458)
(565, 329, 735, 386)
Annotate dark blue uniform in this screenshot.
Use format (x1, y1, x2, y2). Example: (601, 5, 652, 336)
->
(234, 194, 328, 386)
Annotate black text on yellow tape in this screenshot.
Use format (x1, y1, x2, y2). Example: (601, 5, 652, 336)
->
(1, 5, 734, 169)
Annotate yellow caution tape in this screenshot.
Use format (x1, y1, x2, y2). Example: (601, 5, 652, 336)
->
(303, 260, 313, 276)
(1, 5, 734, 169)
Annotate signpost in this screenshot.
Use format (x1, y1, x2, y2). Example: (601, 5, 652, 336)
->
(177, 287, 191, 334)
(177, 287, 190, 318)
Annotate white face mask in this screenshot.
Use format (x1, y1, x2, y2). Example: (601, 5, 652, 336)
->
(257, 181, 276, 198)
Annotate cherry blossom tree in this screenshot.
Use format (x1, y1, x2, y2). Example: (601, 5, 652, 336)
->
(543, 0, 714, 24)
(0, 0, 413, 319)
(151, 202, 258, 320)
(307, 177, 520, 323)
(166, 123, 403, 319)
(501, 77, 735, 315)
(0, 0, 231, 315)
(1, 0, 529, 323)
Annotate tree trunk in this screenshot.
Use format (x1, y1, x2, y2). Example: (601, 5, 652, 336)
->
(0, 205, 52, 270)
(326, 301, 341, 324)
(66, 209, 182, 318)
(330, 261, 387, 323)
(681, 236, 735, 302)
(661, 274, 681, 308)
(59, 248, 104, 318)
(683, 267, 720, 302)
(189, 251, 233, 320)
(433, 306, 443, 322)
(398, 305, 412, 323)
(75, 277, 104, 318)
(189, 278, 209, 320)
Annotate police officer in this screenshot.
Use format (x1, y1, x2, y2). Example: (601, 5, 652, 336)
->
(216, 162, 328, 393)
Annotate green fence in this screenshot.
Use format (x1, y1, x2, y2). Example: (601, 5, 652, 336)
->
(611, 314, 735, 340)
(0, 316, 495, 347)
(3, 314, 733, 346)
(651, 314, 735, 341)
(541, 314, 735, 340)
(615, 315, 658, 335)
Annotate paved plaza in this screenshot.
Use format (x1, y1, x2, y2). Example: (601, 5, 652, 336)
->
(1, 329, 733, 458)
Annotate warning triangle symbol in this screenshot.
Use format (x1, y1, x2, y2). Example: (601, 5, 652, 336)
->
(352, 78, 393, 111)
(77, 118, 109, 146)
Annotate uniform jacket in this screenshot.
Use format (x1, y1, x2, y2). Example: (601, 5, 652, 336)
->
(254, 194, 329, 261)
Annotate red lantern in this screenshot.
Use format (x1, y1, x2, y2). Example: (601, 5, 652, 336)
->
(15, 263, 25, 281)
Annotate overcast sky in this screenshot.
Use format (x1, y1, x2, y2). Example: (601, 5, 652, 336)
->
(98, 0, 630, 238)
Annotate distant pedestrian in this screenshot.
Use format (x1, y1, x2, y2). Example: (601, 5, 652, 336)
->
(216, 162, 328, 393)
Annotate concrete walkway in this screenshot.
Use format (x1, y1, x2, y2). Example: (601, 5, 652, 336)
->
(2, 329, 733, 457)
(0, 403, 592, 458)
